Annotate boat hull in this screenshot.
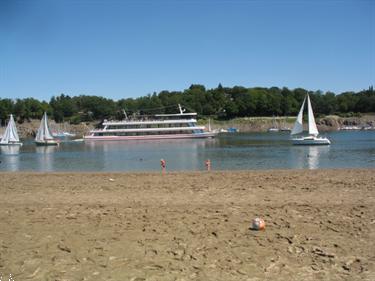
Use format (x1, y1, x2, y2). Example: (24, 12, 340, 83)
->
(0, 142, 23, 146)
(292, 136, 331, 145)
(35, 140, 59, 146)
(268, 128, 279, 132)
(84, 132, 216, 141)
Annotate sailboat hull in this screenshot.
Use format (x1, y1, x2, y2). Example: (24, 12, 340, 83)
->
(35, 140, 59, 146)
(268, 128, 279, 132)
(292, 136, 331, 145)
(0, 142, 23, 146)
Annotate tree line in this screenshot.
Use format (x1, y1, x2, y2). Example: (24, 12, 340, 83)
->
(0, 84, 374, 125)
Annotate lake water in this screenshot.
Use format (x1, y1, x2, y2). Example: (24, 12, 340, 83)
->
(0, 131, 374, 172)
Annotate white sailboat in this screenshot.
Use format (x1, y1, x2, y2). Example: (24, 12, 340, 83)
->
(291, 94, 330, 145)
(0, 114, 23, 146)
(280, 117, 291, 132)
(35, 112, 58, 146)
(268, 115, 279, 132)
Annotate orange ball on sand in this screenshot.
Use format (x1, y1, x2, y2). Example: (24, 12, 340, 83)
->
(251, 218, 265, 230)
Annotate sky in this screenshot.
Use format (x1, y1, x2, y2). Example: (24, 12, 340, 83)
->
(0, 0, 374, 101)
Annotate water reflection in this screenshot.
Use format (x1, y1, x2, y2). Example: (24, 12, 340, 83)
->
(292, 145, 330, 169)
(0, 146, 20, 171)
(36, 146, 57, 171)
(307, 146, 330, 169)
(85, 139, 210, 171)
(0, 145, 21, 155)
(0, 131, 373, 171)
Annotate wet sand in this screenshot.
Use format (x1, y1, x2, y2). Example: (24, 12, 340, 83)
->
(0, 170, 374, 281)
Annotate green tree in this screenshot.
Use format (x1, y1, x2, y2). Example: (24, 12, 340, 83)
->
(0, 99, 13, 125)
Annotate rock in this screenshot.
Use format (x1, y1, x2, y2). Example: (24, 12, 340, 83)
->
(342, 264, 350, 271)
(26, 266, 40, 278)
(57, 243, 71, 253)
(66, 213, 77, 219)
(130, 277, 146, 281)
(168, 248, 185, 260)
(143, 264, 163, 270)
(236, 269, 247, 275)
(312, 247, 335, 258)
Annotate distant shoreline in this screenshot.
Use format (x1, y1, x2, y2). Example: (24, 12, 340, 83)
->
(1, 114, 374, 138)
(202, 114, 375, 133)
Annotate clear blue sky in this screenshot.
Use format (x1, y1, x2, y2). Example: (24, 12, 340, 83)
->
(0, 0, 374, 101)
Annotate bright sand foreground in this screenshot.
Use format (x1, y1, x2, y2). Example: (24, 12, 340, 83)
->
(0, 170, 374, 281)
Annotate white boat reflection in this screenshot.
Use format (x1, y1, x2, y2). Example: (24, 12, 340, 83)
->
(292, 145, 330, 169)
(36, 145, 57, 171)
(307, 145, 330, 169)
(36, 145, 57, 154)
(0, 145, 21, 155)
(0, 146, 20, 171)
(86, 138, 212, 171)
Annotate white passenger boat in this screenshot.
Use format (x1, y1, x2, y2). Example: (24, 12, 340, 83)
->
(84, 105, 216, 141)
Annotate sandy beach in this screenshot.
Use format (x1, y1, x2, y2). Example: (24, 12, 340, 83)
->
(0, 169, 374, 281)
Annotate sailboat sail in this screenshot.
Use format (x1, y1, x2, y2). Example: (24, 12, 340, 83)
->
(307, 95, 319, 136)
(35, 112, 54, 142)
(0, 114, 20, 144)
(291, 96, 306, 135)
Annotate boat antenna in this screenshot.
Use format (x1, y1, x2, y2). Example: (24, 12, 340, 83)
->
(122, 109, 128, 120)
(178, 104, 186, 114)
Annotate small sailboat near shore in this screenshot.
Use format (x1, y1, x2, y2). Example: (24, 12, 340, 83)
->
(268, 115, 280, 132)
(291, 94, 330, 145)
(35, 112, 59, 146)
(0, 114, 23, 146)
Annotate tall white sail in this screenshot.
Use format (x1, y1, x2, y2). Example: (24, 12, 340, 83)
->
(0, 114, 20, 144)
(307, 95, 319, 136)
(35, 112, 54, 142)
(291, 96, 306, 135)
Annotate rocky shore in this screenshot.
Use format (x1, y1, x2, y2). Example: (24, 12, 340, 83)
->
(206, 114, 375, 133)
(0, 120, 94, 139)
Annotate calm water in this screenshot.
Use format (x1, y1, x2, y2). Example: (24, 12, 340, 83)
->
(0, 131, 374, 172)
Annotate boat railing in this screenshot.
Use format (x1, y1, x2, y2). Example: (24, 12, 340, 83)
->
(103, 118, 197, 126)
